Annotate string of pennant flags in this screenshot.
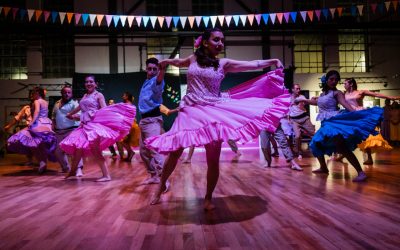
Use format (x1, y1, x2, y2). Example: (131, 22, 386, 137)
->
(0, 1, 398, 29)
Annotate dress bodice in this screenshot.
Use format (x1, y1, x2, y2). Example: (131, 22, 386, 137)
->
(80, 91, 101, 123)
(180, 61, 227, 108)
(38, 100, 49, 118)
(345, 91, 364, 111)
(317, 90, 340, 121)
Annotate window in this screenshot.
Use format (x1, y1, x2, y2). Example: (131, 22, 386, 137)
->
(147, 37, 180, 75)
(0, 35, 27, 80)
(339, 33, 367, 73)
(146, 0, 178, 15)
(294, 35, 323, 73)
(192, 0, 224, 15)
(42, 37, 75, 78)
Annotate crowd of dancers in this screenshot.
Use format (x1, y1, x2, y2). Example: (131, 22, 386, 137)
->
(3, 28, 400, 210)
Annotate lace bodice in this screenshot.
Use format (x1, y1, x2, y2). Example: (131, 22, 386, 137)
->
(317, 90, 340, 121)
(80, 91, 102, 123)
(180, 62, 228, 108)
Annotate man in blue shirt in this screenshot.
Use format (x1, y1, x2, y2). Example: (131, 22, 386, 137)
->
(138, 58, 167, 185)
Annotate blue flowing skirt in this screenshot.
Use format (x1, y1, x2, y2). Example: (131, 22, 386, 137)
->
(310, 107, 383, 157)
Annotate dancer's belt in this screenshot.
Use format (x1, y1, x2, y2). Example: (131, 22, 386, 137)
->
(141, 107, 161, 118)
(289, 113, 308, 120)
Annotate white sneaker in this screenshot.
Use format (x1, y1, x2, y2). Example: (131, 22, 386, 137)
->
(163, 180, 171, 193)
(76, 167, 83, 177)
(291, 161, 303, 171)
(297, 154, 303, 160)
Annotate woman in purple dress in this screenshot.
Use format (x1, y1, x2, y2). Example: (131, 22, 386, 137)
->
(60, 75, 136, 181)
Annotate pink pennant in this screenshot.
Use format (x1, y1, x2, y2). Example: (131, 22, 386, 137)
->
(12, 8, 18, 20)
(105, 15, 113, 27)
(157, 16, 165, 28)
(370, 4, 377, 14)
(75, 13, 82, 25)
(43, 11, 51, 22)
(248, 14, 255, 26)
(188, 16, 195, 28)
(135, 16, 142, 27)
(127, 16, 134, 27)
(315, 10, 321, 20)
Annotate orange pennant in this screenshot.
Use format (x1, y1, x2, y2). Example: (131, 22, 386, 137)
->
(337, 7, 343, 17)
(35, 10, 42, 22)
(307, 10, 314, 21)
(3, 7, 11, 17)
(97, 14, 104, 26)
(66, 12, 74, 24)
(393, 1, 399, 11)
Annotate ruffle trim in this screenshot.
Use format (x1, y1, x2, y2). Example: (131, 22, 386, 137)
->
(358, 134, 393, 153)
(145, 93, 290, 153)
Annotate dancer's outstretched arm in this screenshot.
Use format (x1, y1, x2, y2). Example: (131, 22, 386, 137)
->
(159, 55, 193, 68)
(361, 90, 400, 100)
(221, 58, 283, 73)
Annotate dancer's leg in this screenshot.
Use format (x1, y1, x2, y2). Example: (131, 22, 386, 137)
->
(204, 141, 222, 210)
(66, 149, 83, 178)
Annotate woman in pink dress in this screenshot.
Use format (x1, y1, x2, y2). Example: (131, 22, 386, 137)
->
(7, 87, 56, 174)
(60, 75, 136, 181)
(147, 28, 290, 210)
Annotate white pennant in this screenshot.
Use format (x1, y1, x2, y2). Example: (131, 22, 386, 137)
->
(120, 15, 127, 27)
(180, 16, 187, 28)
(59, 12, 66, 23)
(89, 14, 96, 26)
(195, 16, 202, 27)
(150, 16, 157, 28)
(210, 16, 217, 27)
(239, 15, 247, 26)
(225, 15, 232, 27)
(27, 9, 35, 21)
(217, 15, 225, 26)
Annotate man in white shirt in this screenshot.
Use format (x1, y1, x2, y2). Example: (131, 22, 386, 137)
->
(289, 84, 315, 159)
(52, 86, 83, 174)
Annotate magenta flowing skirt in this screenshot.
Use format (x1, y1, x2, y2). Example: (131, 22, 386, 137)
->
(60, 103, 136, 156)
(146, 69, 290, 153)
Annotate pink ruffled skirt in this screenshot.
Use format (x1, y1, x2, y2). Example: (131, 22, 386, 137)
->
(60, 103, 136, 156)
(145, 69, 290, 153)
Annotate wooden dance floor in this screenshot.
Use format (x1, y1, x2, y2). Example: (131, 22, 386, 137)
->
(0, 147, 400, 249)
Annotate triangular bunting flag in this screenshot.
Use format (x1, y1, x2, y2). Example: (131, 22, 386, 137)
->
(180, 16, 187, 28)
(43, 11, 51, 22)
(127, 16, 134, 27)
(248, 14, 254, 26)
(35, 10, 42, 22)
(371, 3, 377, 14)
(142, 16, 150, 27)
(385, 1, 391, 11)
(300, 11, 307, 22)
(81, 14, 89, 25)
(337, 7, 343, 17)
(329, 8, 336, 18)
(357, 5, 364, 16)
(165, 16, 172, 28)
(0, 7, 2, 15)
(239, 15, 247, 26)
(315, 10, 321, 20)
(210, 16, 217, 28)
(135, 16, 142, 27)
(203, 16, 210, 28)
(120, 15, 127, 27)
(105, 15, 113, 27)
(195, 16, 202, 27)
(113, 15, 120, 27)
(20, 9, 27, 20)
(261, 14, 269, 25)
(75, 13, 82, 25)
(89, 14, 96, 26)
(51, 11, 58, 23)
(283, 12, 290, 23)
(172, 16, 179, 27)
(255, 14, 262, 25)
(290, 12, 297, 22)
(322, 8, 329, 19)
(225, 15, 232, 26)
(66, 12, 74, 24)
(232, 15, 239, 26)
(12, 8, 18, 20)
(28, 9, 35, 21)
(276, 13, 283, 24)
(59, 12, 66, 23)
(188, 16, 195, 28)
(270, 13, 276, 24)
(377, 3, 385, 13)
(217, 15, 225, 26)
(157, 16, 165, 28)
(150, 16, 157, 28)
(393, 1, 398, 11)
(307, 10, 314, 21)
(350, 6, 357, 16)
(3, 7, 11, 17)
(97, 14, 104, 26)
